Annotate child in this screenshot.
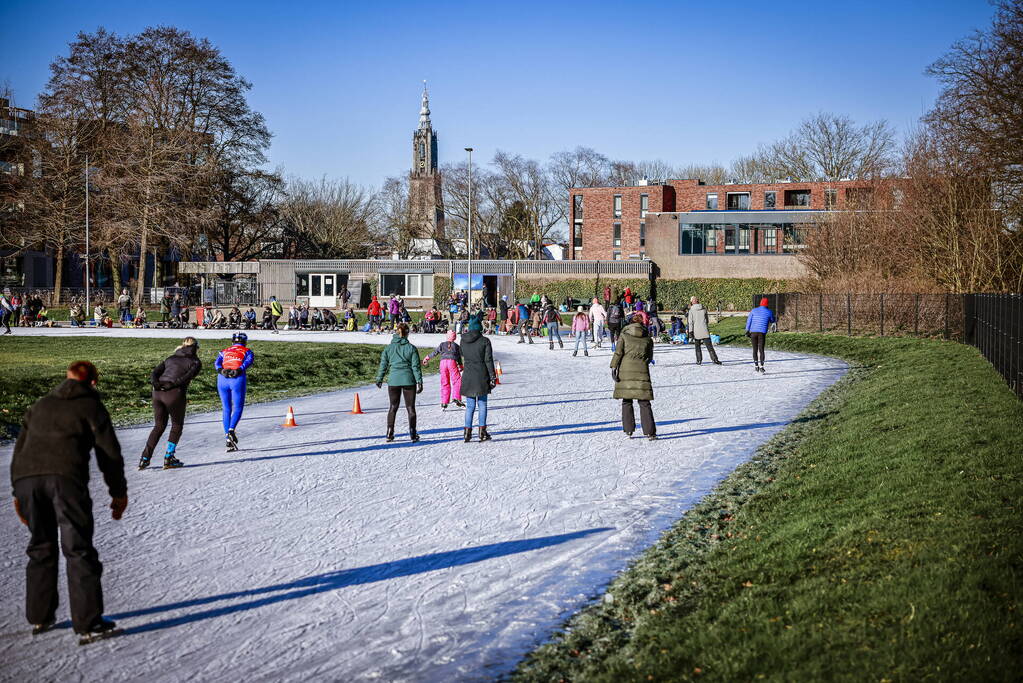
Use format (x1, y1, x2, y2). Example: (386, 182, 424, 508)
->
(571, 306, 590, 357)
(422, 330, 465, 410)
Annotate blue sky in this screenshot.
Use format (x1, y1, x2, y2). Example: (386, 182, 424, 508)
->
(1, 0, 996, 189)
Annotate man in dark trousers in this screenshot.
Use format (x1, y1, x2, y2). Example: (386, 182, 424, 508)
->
(11, 360, 127, 640)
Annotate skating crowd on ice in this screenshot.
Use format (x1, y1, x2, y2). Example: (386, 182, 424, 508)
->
(5, 285, 776, 643)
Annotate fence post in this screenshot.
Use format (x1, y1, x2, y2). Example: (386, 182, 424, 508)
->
(944, 293, 950, 340)
(794, 293, 799, 332)
(879, 293, 885, 337)
(847, 294, 852, 336)
(819, 293, 824, 333)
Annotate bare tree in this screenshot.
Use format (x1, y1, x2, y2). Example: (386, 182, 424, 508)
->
(207, 167, 285, 262)
(280, 176, 375, 258)
(492, 151, 563, 258)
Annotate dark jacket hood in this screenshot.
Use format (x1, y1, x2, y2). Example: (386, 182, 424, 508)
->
(622, 322, 647, 338)
(461, 330, 483, 344)
(174, 345, 199, 358)
(51, 378, 97, 400)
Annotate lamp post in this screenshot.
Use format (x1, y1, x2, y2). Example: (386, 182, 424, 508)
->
(84, 154, 90, 319)
(465, 147, 473, 308)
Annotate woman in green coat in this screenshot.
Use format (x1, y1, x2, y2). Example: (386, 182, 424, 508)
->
(610, 314, 657, 440)
(375, 323, 423, 442)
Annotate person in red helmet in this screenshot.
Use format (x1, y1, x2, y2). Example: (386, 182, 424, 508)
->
(745, 297, 777, 374)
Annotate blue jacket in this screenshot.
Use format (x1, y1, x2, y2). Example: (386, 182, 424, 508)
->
(746, 306, 776, 334)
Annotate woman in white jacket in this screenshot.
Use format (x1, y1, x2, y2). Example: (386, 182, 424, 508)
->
(589, 298, 608, 348)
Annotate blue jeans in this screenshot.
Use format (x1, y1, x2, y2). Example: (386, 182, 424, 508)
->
(217, 374, 247, 433)
(464, 395, 488, 428)
(546, 322, 562, 343)
(574, 330, 588, 352)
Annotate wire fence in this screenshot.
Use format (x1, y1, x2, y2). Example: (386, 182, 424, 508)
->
(759, 292, 1021, 399)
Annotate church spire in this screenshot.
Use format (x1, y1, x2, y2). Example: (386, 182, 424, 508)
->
(419, 80, 431, 130)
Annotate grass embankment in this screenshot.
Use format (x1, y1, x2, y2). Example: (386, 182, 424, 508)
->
(0, 337, 437, 439)
(516, 317, 1023, 681)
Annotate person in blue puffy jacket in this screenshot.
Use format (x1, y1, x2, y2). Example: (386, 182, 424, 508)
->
(745, 298, 776, 374)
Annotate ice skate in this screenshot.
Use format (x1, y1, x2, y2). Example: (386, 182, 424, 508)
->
(32, 619, 56, 636)
(584, 350, 588, 357)
(227, 428, 238, 446)
(76, 618, 118, 645)
(478, 426, 492, 442)
(558, 340, 564, 349)
(441, 403, 448, 411)
(163, 454, 184, 469)
(386, 427, 395, 443)
(453, 399, 465, 408)
(463, 427, 472, 442)
(225, 436, 238, 452)
(572, 350, 577, 357)
(410, 431, 420, 443)
(138, 455, 151, 470)
(647, 434, 658, 441)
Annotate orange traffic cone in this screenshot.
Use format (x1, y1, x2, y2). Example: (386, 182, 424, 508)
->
(351, 393, 365, 414)
(496, 361, 503, 376)
(283, 406, 298, 428)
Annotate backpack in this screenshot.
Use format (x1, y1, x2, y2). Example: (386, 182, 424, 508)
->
(608, 304, 623, 325)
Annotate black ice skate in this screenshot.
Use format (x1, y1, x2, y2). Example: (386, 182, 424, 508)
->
(441, 403, 448, 411)
(225, 435, 238, 452)
(386, 427, 395, 443)
(76, 618, 119, 646)
(227, 428, 239, 446)
(163, 454, 184, 469)
(478, 426, 492, 442)
(32, 619, 56, 636)
(138, 455, 151, 470)
(453, 399, 465, 408)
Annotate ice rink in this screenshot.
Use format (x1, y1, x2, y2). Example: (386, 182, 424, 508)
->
(0, 328, 846, 681)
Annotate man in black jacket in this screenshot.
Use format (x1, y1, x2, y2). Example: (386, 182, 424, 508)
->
(11, 360, 126, 640)
(139, 337, 203, 469)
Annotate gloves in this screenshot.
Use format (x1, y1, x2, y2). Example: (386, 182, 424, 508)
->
(220, 368, 239, 378)
(489, 377, 498, 389)
(745, 331, 751, 338)
(416, 383, 423, 394)
(110, 496, 128, 521)
(375, 382, 382, 389)
(611, 367, 620, 382)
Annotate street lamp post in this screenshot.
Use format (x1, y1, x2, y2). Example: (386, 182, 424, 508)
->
(465, 147, 473, 308)
(84, 154, 90, 320)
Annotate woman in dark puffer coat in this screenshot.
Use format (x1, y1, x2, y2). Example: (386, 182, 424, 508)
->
(459, 315, 496, 442)
(139, 337, 203, 469)
(610, 314, 657, 440)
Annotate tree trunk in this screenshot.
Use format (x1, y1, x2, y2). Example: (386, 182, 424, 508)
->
(109, 247, 122, 301)
(53, 243, 64, 306)
(135, 179, 152, 310)
(153, 246, 163, 290)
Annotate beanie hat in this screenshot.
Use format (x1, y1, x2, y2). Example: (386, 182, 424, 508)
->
(467, 318, 483, 332)
(446, 330, 456, 342)
(760, 297, 770, 307)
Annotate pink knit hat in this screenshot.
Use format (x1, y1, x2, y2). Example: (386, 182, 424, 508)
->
(446, 330, 456, 342)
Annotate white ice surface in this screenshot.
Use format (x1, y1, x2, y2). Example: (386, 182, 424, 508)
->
(0, 328, 845, 681)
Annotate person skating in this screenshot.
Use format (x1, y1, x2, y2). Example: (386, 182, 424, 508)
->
(11, 360, 126, 641)
(367, 295, 384, 334)
(746, 297, 777, 373)
(139, 337, 202, 470)
(543, 303, 564, 350)
(607, 298, 624, 349)
(460, 316, 496, 442)
(375, 322, 423, 442)
(687, 296, 721, 366)
(269, 296, 283, 334)
(589, 297, 607, 348)
(423, 330, 465, 410)
(610, 314, 657, 440)
(215, 333, 254, 451)
(571, 306, 590, 357)
(516, 302, 533, 344)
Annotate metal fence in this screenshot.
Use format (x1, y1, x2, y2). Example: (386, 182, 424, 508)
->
(964, 293, 1022, 399)
(760, 293, 965, 339)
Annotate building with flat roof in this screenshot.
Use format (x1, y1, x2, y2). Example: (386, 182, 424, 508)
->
(569, 177, 899, 278)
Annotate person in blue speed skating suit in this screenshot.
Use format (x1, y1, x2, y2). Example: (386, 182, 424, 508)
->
(215, 332, 254, 451)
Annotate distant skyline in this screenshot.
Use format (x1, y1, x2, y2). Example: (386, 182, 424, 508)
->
(1, 0, 997, 189)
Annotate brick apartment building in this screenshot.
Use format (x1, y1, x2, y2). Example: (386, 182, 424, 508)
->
(569, 177, 896, 278)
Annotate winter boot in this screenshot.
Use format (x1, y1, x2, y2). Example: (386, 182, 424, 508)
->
(479, 426, 492, 442)
(386, 427, 395, 442)
(558, 340, 564, 349)
(410, 431, 420, 443)
(647, 434, 658, 441)
(528, 337, 534, 344)
(549, 342, 554, 350)
(517, 339, 524, 344)
(454, 399, 465, 408)
(463, 428, 473, 443)
(584, 350, 589, 357)
(138, 455, 151, 470)
(163, 454, 184, 469)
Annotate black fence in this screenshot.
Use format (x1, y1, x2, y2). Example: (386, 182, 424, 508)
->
(758, 292, 1021, 399)
(964, 293, 1022, 399)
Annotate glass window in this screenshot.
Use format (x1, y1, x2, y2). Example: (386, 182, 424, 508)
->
(613, 222, 621, 247)
(706, 193, 718, 210)
(724, 226, 736, 252)
(405, 274, 421, 297)
(726, 192, 750, 210)
(846, 187, 874, 207)
(613, 195, 622, 218)
(785, 189, 811, 207)
(381, 273, 406, 296)
(573, 194, 583, 220)
(640, 194, 649, 218)
(639, 222, 645, 247)
(296, 273, 310, 296)
(613, 251, 621, 260)
(573, 222, 583, 248)
(825, 188, 838, 209)
(679, 225, 706, 254)
(764, 227, 778, 253)
(311, 277, 321, 297)
(706, 227, 718, 250)
(764, 191, 776, 209)
(738, 226, 750, 254)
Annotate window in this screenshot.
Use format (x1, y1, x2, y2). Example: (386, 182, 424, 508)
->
(784, 189, 811, 207)
(764, 227, 778, 253)
(613, 222, 621, 248)
(726, 192, 750, 210)
(639, 222, 646, 247)
(764, 191, 776, 209)
(381, 273, 406, 296)
(706, 228, 718, 250)
(296, 273, 309, 296)
(640, 194, 649, 218)
(613, 251, 621, 260)
(824, 188, 838, 209)
(679, 225, 706, 254)
(573, 222, 583, 248)
(724, 225, 736, 252)
(392, 273, 433, 297)
(737, 227, 750, 254)
(572, 194, 583, 220)
(613, 195, 622, 218)
(706, 193, 718, 210)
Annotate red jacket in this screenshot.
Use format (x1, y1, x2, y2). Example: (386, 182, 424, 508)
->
(367, 299, 382, 316)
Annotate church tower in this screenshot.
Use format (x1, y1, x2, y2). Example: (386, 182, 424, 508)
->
(409, 82, 445, 239)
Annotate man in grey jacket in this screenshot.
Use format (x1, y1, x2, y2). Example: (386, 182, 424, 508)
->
(687, 296, 721, 365)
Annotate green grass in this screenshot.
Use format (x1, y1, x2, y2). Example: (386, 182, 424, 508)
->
(515, 317, 1023, 682)
(0, 337, 437, 438)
